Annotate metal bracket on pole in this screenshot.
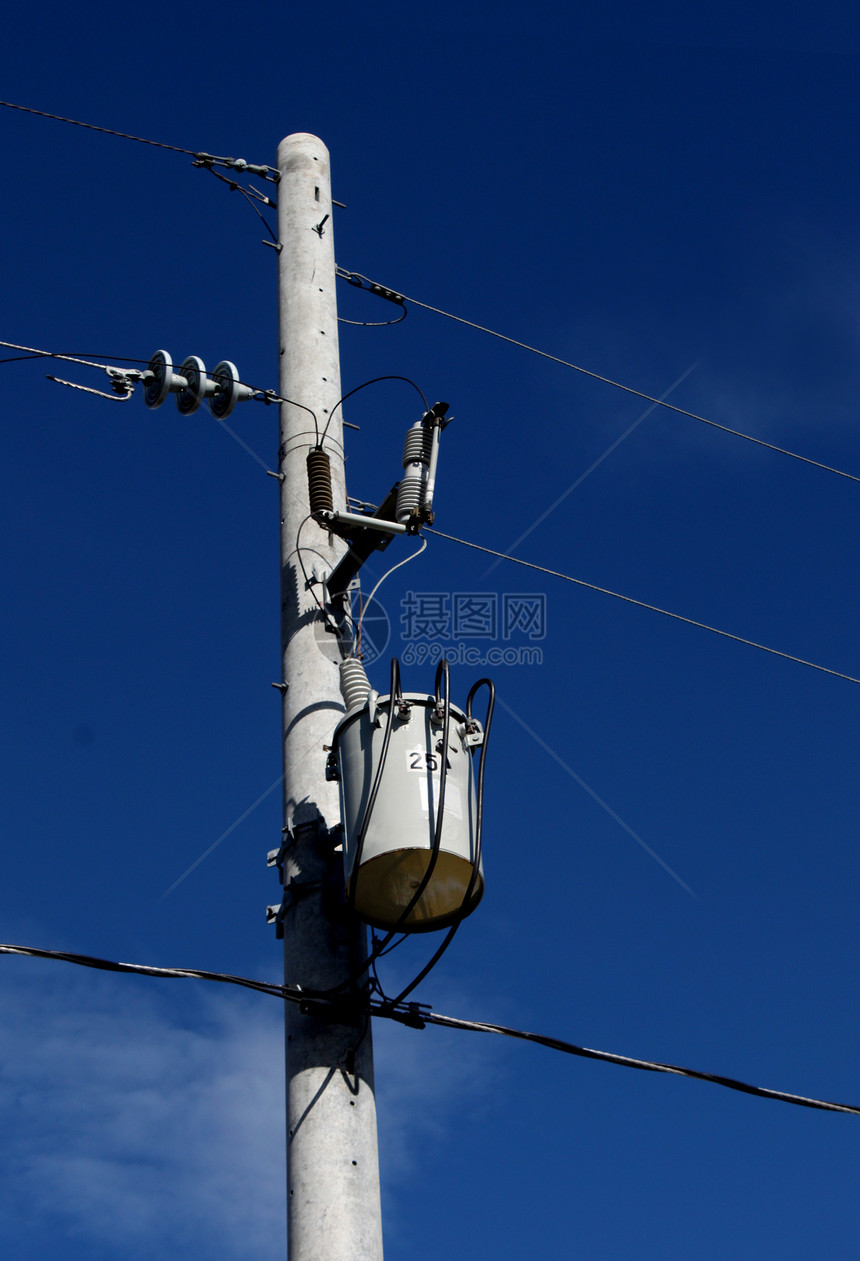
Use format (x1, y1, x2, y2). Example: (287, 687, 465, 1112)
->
(324, 482, 402, 600)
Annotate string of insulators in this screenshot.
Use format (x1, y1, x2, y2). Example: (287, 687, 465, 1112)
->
(307, 447, 334, 514)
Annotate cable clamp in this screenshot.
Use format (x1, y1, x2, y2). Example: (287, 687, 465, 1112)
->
(377, 1000, 431, 1029)
(460, 718, 484, 748)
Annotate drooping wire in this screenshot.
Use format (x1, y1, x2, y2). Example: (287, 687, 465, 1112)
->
(338, 308, 408, 328)
(5, 939, 860, 1118)
(336, 268, 860, 487)
(0, 942, 293, 1002)
(426, 527, 860, 689)
(320, 375, 430, 446)
(407, 1008, 860, 1118)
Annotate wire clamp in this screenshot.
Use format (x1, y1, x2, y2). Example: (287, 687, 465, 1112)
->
(377, 1000, 431, 1029)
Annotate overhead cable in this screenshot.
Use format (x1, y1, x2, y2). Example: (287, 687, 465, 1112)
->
(410, 1008, 860, 1118)
(336, 268, 860, 487)
(0, 99, 277, 180)
(425, 527, 860, 688)
(3, 941, 860, 1118)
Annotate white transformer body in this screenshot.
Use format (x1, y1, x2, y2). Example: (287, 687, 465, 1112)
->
(332, 692, 484, 932)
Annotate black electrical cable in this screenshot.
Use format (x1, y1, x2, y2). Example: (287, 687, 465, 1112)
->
(401, 1006, 860, 1118)
(323, 658, 452, 997)
(319, 375, 430, 446)
(384, 657, 452, 930)
(5, 939, 860, 1118)
(385, 676, 495, 1007)
(0, 943, 297, 1003)
(0, 99, 278, 180)
(345, 657, 402, 917)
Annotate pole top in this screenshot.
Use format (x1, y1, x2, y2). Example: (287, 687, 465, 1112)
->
(277, 133, 329, 172)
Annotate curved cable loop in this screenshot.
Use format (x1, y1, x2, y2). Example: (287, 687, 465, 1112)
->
(338, 306, 408, 328)
(320, 374, 430, 446)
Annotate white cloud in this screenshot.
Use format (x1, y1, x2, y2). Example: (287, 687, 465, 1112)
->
(0, 959, 503, 1257)
(0, 964, 286, 1258)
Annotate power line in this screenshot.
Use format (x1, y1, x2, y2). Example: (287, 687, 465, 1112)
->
(336, 268, 860, 487)
(425, 526, 860, 688)
(484, 360, 701, 575)
(412, 1008, 860, 1118)
(0, 99, 200, 154)
(0, 99, 277, 179)
(4, 940, 860, 1119)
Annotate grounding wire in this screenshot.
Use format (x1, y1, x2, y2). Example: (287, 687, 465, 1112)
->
(320, 374, 430, 446)
(426, 527, 860, 689)
(5, 939, 860, 1117)
(336, 268, 860, 487)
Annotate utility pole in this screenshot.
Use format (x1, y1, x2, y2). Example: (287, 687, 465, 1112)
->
(276, 133, 384, 1261)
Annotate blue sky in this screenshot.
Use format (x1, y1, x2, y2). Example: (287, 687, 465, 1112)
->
(3, 2, 860, 1257)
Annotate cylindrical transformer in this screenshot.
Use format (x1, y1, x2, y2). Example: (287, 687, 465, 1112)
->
(332, 692, 484, 932)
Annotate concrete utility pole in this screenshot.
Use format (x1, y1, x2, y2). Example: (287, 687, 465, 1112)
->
(276, 133, 384, 1261)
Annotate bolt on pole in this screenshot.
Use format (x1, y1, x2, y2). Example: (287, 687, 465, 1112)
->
(276, 133, 384, 1261)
